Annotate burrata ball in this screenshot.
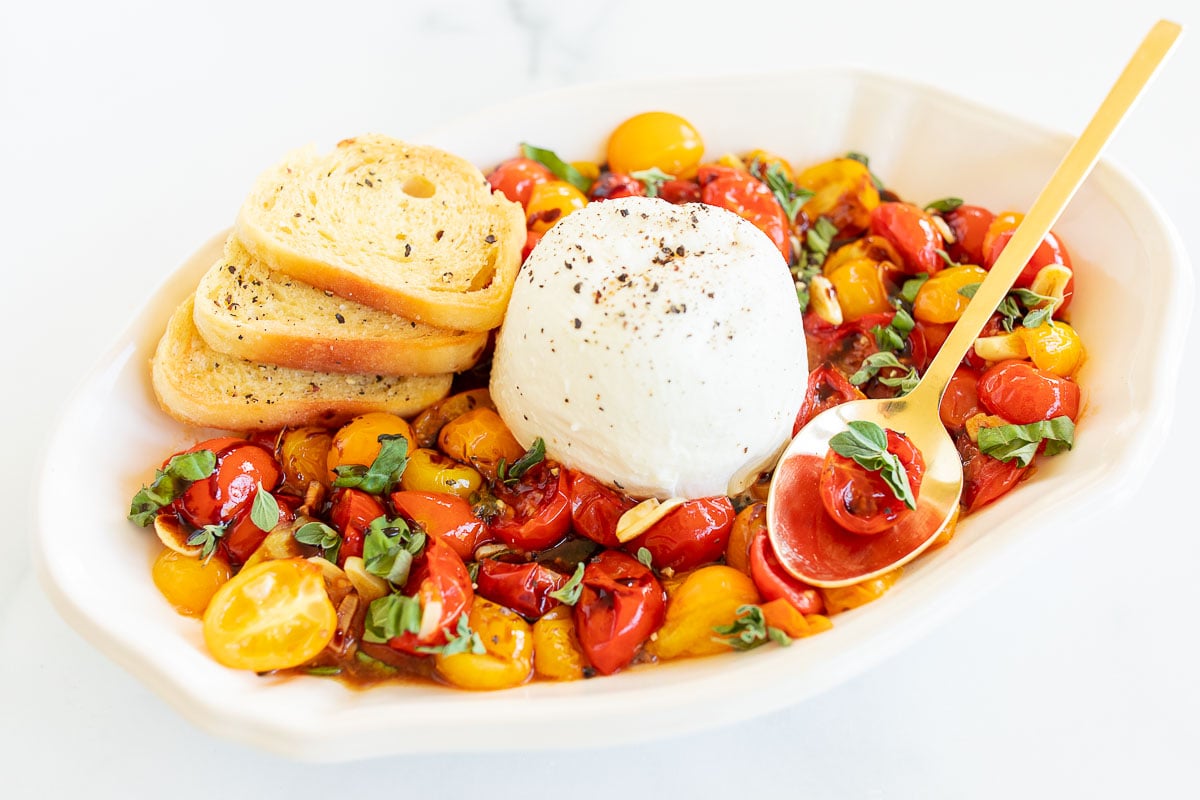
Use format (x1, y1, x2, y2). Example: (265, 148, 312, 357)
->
(490, 196, 808, 499)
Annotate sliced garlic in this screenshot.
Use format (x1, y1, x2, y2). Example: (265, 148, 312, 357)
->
(1029, 264, 1073, 311)
(473, 543, 512, 561)
(154, 514, 202, 557)
(343, 556, 388, 603)
(418, 599, 444, 641)
(242, 521, 306, 568)
(616, 497, 686, 544)
(973, 332, 1028, 362)
(930, 213, 956, 245)
(809, 275, 843, 326)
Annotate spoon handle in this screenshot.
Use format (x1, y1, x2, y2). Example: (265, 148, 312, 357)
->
(912, 19, 1182, 404)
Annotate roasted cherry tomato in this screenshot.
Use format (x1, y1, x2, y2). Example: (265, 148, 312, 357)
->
(625, 497, 735, 573)
(567, 470, 636, 548)
(327, 412, 414, 483)
(388, 536, 474, 655)
(526, 180, 588, 233)
(983, 214, 1075, 311)
(726, 502, 765, 574)
(474, 559, 569, 619)
(573, 551, 666, 675)
(435, 598, 533, 690)
(818, 429, 926, 535)
(522, 229, 543, 261)
(588, 172, 645, 201)
(956, 431, 1027, 511)
(977, 360, 1081, 424)
(795, 365, 867, 433)
(942, 204, 994, 265)
(486, 156, 554, 207)
(648, 565, 761, 659)
(795, 157, 880, 237)
(748, 528, 824, 615)
(178, 441, 281, 529)
(804, 311, 928, 399)
(606, 111, 704, 178)
(390, 490, 490, 562)
(329, 488, 386, 563)
(223, 493, 300, 566)
(152, 548, 231, 617)
(697, 165, 790, 262)
(490, 463, 571, 551)
(869, 202, 945, 275)
(658, 179, 702, 204)
(939, 367, 983, 432)
(277, 427, 332, 494)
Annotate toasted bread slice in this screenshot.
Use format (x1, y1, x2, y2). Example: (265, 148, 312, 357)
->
(235, 135, 525, 332)
(153, 295, 452, 430)
(193, 237, 488, 376)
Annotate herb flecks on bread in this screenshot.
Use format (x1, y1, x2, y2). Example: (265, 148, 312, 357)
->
(235, 135, 525, 332)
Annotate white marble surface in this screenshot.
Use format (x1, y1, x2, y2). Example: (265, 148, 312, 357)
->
(2, 0, 1198, 796)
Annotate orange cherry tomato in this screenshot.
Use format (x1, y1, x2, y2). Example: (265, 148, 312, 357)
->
(818, 430, 925, 535)
(869, 202, 945, 275)
(697, 165, 791, 262)
(748, 528, 824, 615)
(489, 463, 571, 551)
(526, 180, 588, 233)
(624, 497, 735, 573)
(390, 490, 490, 562)
(329, 488, 386, 563)
(566, 470, 636, 548)
(327, 412, 414, 483)
(977, 360, 1080, 424)
(726, 502, 765, 575)
(574, 551, 666, 675)
(486, 157, 554, 207)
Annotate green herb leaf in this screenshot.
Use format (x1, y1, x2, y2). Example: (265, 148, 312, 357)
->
(362, 515, 422, 585)
(1023, 305, 1056, 329)
(977, 416, 1075, 467)
(711, 605, 791, 651)
(497, 437, 547, 486)
(957, 282, 981, 299)
(186, 523, 227, 562)
(332, 434, 409, 495)
(305, 666, 342, 676)
(635, 547, 653, 568)
(828, 420, 917, 510)
(755, 161, 813, 223)
(871, 307, 915, 353)
(630, 167, 675, 198)
(844, 152, 885, 191)
(128, 450, 217, 526)
(848, 352, 920, 396)
(520, 143, 591, 194)
(925, 197, 964, 214)
(549, 562, 586, 606)
(805, 217, 839, 261)
(355, 650, 397, 672)
(294, 521, 343, 564)
(249, 483, 280, 532)
(362, 593, 422, 644)
(934, 248, 957, 268)
(434, 615, 487, 657)
(1010, 287, 1056, 307)
(899, 273, 930, 305)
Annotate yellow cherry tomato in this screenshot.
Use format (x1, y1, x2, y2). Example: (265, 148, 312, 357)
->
(822, 235, 903, 277)
(647, 565, 761, 660)
(826, 258, 891, 322)
(437, 407, 525, 480)
(525, 180, 588, 234)
(742, 149, 794, 181)
(436, 598, 533, 690)
(606, 111, 705, 179)
(795, 157, 880, 236)
(152, 548, 231, 617)
(399, 447, 483, 499)
(820, 569, 902, 615)
(912, 264, 989, 324)
(1018, 320, 1086, 378)
(278, 426, 332, 494)
(202, 558, 337, 672)
(571, 160, 600, 182)
(532, 605, 587, 681)
(326, 412, 415, 482)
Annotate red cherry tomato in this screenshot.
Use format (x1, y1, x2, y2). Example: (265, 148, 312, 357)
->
(567, 470, 636, 548)
(222, 493, 300, 566)
(658, 179, 701, 204)
(794, 365, 867, 434)
(939, 367, 982, 432)
(977, 360, 1080, 424)
(388, 536, 474, 655)
(804, 310, 928, 399)
(624, 497, 735, 573)
(869, 202, 945, 275)
(474, 559, 568, 619)
(748, 528, 824, 614)
(329, 488, 385, 563)
(390, 491, 490, 562)
(984, 228, 1075, 311)
(522, 229, 543, 261)
(489, 463, 571, 551)
(588, 172, 645, 201)
(573, 551, 665, 675)
(178, 441, 281, 529)
(697, 165, 790, 262)
(818, 429, 926, 535)
(486, 157, 554, 207)
(956, 431, 1027, 511)
(942, 204, 994, 265)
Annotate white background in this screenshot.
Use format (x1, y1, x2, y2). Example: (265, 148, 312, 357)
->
(2, 1, 1197, 797)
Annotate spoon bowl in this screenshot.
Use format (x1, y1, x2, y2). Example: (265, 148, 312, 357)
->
(767, 19, 1181, 587)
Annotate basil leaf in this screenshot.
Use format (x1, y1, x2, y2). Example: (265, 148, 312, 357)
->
(332, 434, 409, 495)
(925, 197, 964, 214)
(520, 143, 591, 194)
(1011, 287, 1056, 307)
(362, 594, 421, 644)
(829, 421, 916, 510)
(128, 450, 217, 526)
(899, 273, 930, 305)
(548, 562, 586, 606)
(934, 248, 957, 268)
(497, 437, 546, 486)
(294, 521, 343, 564)
(977, 416, 1075, 467)
(805, 217, 839, 261)
(848, 352, 917, 393)
(363, 515, 422, 585)
(630, 167, 674, 198)
(844, 151, 885, 191)
(305, 666, 342, 676)
(249, 484, 280, 532)
(757, 161, 813, 223)
(871, 307, 915, 353)
(436, 615, 486, 657)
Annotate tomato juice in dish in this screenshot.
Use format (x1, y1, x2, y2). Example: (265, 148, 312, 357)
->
(127, 110, 1085, 690)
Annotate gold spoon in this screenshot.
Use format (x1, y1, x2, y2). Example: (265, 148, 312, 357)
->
(767, 19, 1182, 588)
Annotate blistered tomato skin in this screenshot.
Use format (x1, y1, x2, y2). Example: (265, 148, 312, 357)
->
(869, 202, 946, 275)
(697, 166, 790, 262)
(532, 605, 587, 681)
(399, 448, 483, 499)
(277, 427, 332, 494)
(749, 529, 824, 615)
(388, 536, 474, 655)
(648, 565, 761, 659)
(435, 599, 533, 691)
(939, 367, 983, 432)
(178, 441, 281, 530)
(489, 463, 571, 551)
(486, 157, 554, 207)
(526, 180, 588, 233)
(606, 111, 704, 178)
(437, 407, 525, 481)
(329, 488, 386, 563)
(574, 551, 666, 675)
(977, 360, 1080, 424)
(943, 204, 995, 265)
(390, 491, 490, 562)
(327, 412, 414, 483)
(912, 265, 990, 324)
(223, 493, 300, 566)
(794, 366, 867, 434)
(818, 430, 926, 535)
(588, 172, 645, 201)
(152, 548, 231, 616)
(956, 431, 1027, 512)
(795, 158, 880, 237)
(626, 497, 735, 573)
(567, 470, 636, 548)
(474, 559, 568, 619)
